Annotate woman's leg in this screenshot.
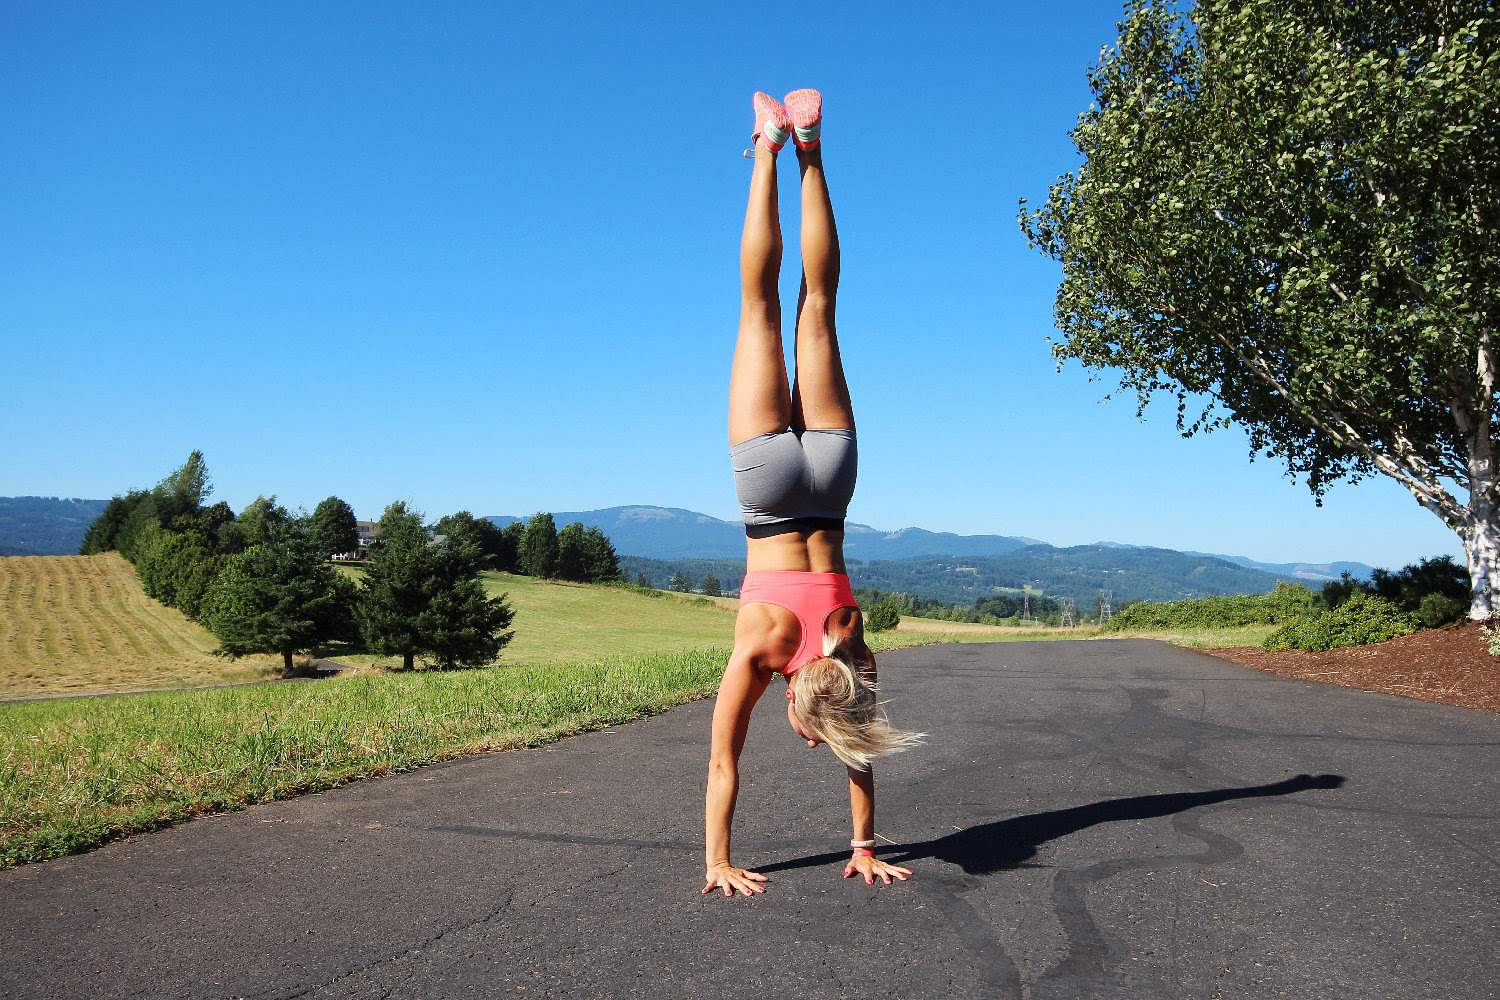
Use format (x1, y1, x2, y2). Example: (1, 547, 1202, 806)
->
(729, 143, 792, 446)
(790, 144, 854, 431)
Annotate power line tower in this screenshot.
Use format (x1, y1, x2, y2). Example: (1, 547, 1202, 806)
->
(1022, 593, 1032, 625)
(1058, 597, 1077, 628)
(1098, 589, 1113, 626)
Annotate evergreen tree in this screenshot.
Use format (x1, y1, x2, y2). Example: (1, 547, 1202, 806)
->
(79, 451, 213, 558)
(236, 496, 289, 549)
(433, 511, 507, 571)
(498, 521, 524, 573)
(158, 450, 212, 515)
(865, 599, 901, 633)
(519, 512, 559, 578)
(357, 502, 514, 670)
(556, 522, 587, 581)
(701, 570, 721, 598)
(581, 526, 621, 584)
(203, 518, 356, 672)
(164, 539, 224, 622)
(79, 491, 150, 555)
(635, 571, 651, 589)
(418, 563, 516, 669)
(190, 501, 236, 543)
(215, 518, 249, 555)
(308, 496, 359, 558)
(115, 494, 164, 564)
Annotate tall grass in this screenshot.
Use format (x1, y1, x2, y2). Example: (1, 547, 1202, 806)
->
(0, 647, 728, 868)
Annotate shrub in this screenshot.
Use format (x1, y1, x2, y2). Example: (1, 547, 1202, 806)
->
(1368, 555, 1470, 613)
(1261, 593, 1418, 652)
(1416, 592, 1467, 630)
(136, 530, 223, 620)
(1481, 621, 1500, 659)
(865, 599, 900, 633)
(1323, 556, 1470, 624)
(1104, 581, 1316, 632)
(1319, 572, 1363, 610)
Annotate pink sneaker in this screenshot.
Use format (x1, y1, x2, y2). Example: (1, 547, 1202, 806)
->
(783, 89, 822, 150)
(751, 92, 791, 153)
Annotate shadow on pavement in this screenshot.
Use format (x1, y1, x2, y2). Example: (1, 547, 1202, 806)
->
(758, 773, 1346, 875)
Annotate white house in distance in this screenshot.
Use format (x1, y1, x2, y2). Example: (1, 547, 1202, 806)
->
(339, 521, 446, 560)
(350, 520, 378, 560)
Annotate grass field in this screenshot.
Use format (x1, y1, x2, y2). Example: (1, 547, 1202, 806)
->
(0, 554, 280, 700)
(0, 647, 728, 868)
(1108, 623, 1279, 647)
(327, 572, 739, 671)
(894, 616, 1279, 648)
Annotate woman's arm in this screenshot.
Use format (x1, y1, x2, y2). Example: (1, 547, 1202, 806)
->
(704, 652, 772, 896)
(842, 649, 912, 884)
(842, 765, 911, 884)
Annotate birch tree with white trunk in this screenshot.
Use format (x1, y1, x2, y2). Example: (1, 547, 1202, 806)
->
(1021, 0, 1500, 616)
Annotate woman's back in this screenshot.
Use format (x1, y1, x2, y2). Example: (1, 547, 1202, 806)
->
(745, 527, 846, 574)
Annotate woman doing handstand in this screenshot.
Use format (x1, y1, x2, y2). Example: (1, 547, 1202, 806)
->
(704, 90, 924, 898)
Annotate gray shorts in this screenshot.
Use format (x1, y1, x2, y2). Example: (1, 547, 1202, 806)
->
(730, 428, 857, 535)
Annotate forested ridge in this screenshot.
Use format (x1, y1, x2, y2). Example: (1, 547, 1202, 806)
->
(622, 544, 1288, 608)
(0, 497, 108, 555)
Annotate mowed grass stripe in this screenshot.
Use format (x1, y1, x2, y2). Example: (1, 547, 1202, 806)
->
(10, 563, 39, 663)
(72, 555, 151, 660)
(59, 557, 124, 661)
(0, 555, 275, 700)
(35, 558, 66, 663)
(97, 555, 161, 660)
(0, 564, 20, 663)
(102, 554, 188, 656)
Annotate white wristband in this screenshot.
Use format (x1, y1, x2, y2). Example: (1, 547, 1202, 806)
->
(850, 839, 876, 849)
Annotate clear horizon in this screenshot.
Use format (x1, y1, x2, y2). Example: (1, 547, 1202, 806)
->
(1, 2, 1463, 571)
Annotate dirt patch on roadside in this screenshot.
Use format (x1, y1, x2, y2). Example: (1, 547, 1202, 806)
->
(1199, 619, 1500, 714)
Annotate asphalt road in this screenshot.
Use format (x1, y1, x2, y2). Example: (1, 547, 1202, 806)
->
(3, 640, 1497, 1000)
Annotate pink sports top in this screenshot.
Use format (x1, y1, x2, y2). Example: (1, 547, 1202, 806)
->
(738, 570, 859, 675)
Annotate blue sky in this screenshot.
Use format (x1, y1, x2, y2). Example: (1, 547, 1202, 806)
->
(1, 1, 1462, 570)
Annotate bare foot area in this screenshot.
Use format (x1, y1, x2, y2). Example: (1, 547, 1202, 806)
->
(1199, 619, 1500, 714)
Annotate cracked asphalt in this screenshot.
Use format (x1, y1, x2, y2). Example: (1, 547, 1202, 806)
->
(3, 639, 1498, 999)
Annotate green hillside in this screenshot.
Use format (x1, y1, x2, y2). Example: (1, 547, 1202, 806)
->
(330, 570, 738, 670)
(3, 557, 739, 699)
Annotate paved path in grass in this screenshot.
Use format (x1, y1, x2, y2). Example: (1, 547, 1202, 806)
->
(3, 640, 1498, 999)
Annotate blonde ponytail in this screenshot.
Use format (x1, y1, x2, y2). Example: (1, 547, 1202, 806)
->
(790, 643, 925, 770)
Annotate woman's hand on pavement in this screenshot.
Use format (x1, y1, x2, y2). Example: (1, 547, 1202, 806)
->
(843, 855, 912, 884)
(703, 863, 768, 897)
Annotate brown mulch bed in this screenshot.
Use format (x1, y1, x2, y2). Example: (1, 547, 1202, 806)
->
(1199, 618, 1500, 714)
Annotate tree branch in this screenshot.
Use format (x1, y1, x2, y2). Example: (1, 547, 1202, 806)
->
(1205, 325, 1468, 525)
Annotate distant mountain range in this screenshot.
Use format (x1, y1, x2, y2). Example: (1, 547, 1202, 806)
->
(0, 496, 109, 556)
(487, 505, 1374, 583)
(617, 547, 1296, 607)
(489, 506, 1043, 562)
(1091, 540, 1374, 584)
(0, 497, 1376, 607)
